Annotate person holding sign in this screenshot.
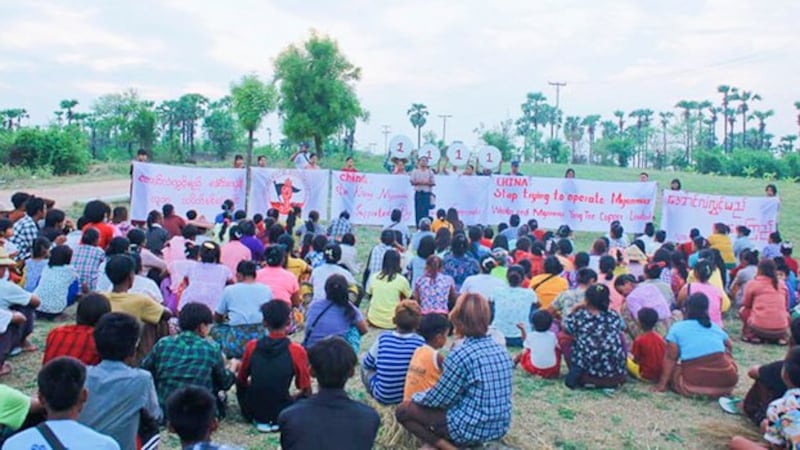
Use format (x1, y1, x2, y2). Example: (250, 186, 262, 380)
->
(290, 142, 312, 170)
(410, 157, 436, 226)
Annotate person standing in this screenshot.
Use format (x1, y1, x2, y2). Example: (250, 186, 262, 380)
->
(290, 143, 312, 170)
(410, 157, 435, 226)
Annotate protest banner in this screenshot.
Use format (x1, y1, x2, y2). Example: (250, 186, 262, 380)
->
(248, 168, 330, 220)
(331, 171, 415, 226)
(660, 190, 779, 246)
(432, 175, 490, 225)
(130, 162, 246, 221)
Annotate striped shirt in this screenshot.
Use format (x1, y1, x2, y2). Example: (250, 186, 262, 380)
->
(363, 331, 424, 405)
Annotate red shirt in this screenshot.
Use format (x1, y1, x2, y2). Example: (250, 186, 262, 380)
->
(532, 229, 545, 242)
(785, 256, 798, 276)
(512, 250, 544, 277)
(237, 331, 311, 391)
(631, 331, 666, 382)
(82, 222, 115, 250)
(162, 215, 186, 238)
(43, 324, 100, 366)
(340, 167, 357, 173)
(479, 238, 493, 248)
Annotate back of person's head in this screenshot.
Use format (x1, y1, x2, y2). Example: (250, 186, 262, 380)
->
(644, 222, 655, 237)
(517, 259, 532, 278)
(644, 262, 664, 280)
(436, 209, 446, 220)
(492, 234, 509, 251)
(112, 206, 128, 222)
(610, 223, 624, 239)
(106, 236, 131, 256)
(770, 231, 782, 244)
(44, 208, 66, 228)
(424, 254, 443, 277)
(532, 309, 553, 332)
(380, 249, 402, 280)
(654, 230, 667, 243)
(507, 265, 525, 287)
(585, 284, 611, 312)
(199, 241, 221, 264)
(81, 227, 100, 246)
(509, 214, 521, 227)
(417, 235, 436, 259)
(182, 224, 199, 240)
(393, 300, 422, 332)
(236, 260, 257, 279)
(162, 204, 175, 217)
(26, 197, 46, 217)
(599, 255, 616, 281)
(166, 386, 217, 445)
(83, 200, 109, 224)
(146, 210, 162, 229)
(693, 259, 713, 283)
(11, 192, 30, 210)
(576, 267, 598, 286)
(758, 258, 780, 290)
(736, 225, 751, 237)
(450, 233, 469, 256)
(450, 293, 491, 337)
(48, 244, 72, 267)
(38, 356, 86, 413)
(127, 228, 146, 248)
(186, 210, 199, 221)
(574, 252, 589, 270)
(479, 255, 497, 274)
(543, 255, 563, 275)
(265, 244, 286, 267)
(613, 273, 636, 291)
(322, 242, 342, 264)
(446, 208, 459, 224)
(468, 226, 482, 243)
(105, 254, 135, 285)
(390, 209, 402, 223)
(325, 273, 350, 308)
(312, 234, 329, 253)
(435, 227, 452, 252)
(686, 293, 712, 328)
(483, 227, 494, 239)
(497, 223, 508, 233)
(0, 218, 11, 235)
(380, 229, 395, 246)
(94, 312, 141, 361)
(557, 225, 572, 239)
(515, 236, 531, 252)
(308, 337, 357, 389)
(76, 293, 111, 326)
(262, 300, 291, 330)
(179, 303, 213, 332)
(417, 313, 450, 343)
(32, 236, 51, 259)
(637, 307, 659, 332)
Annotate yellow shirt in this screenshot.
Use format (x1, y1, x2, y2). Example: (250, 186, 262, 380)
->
(431, 219, 453, 234)
(708, 233, 736, 265)
(286, 256, 310, 282)
(403, 345, 442, 401)
(105, 291, 165, 324)
(529, 274, 569, 309)
(687, 269, 731, 312)
(366, 273, 411, 329)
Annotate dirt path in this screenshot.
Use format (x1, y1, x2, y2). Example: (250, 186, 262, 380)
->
(0, 178, 131, 210)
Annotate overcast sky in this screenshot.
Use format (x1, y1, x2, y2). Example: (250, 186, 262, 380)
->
(1, 0, 798, 153)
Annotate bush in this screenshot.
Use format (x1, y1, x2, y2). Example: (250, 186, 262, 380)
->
(694, 150, 724, 174)
(1, 127, 89, 175)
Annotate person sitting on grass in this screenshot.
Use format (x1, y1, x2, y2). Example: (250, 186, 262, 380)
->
(22, 236, 51, 292)
(403, 313, 449, 401)
(740, 259, 791, 345)
(362, 300, 424, 405)
(72, 227, 106, 292)
(33, 245, 80, 320)
(166, 386, 242, 450)
(142, 303, 236, 414)
(42, 293, 110, 366)
(515, 309, 560, 379)
(0, 308, 30, 378)
(237, 300, 312, 433)
(653, 293, 738, 398)
(212, 260, 272, 359)
(0, 384, 44, 443)
(490, 264, 538, 347)
(396, 293, 513, 450)
(4, 356, 120, 450)
(0, 247, 41, 374)
(366, 250, 412, 329)
(303, 274, 368, 352)
(626, 307, 666, 383)
(79, 313, 162, 450)
(729, 347, 800, 450)
(278, 337, 380, 450)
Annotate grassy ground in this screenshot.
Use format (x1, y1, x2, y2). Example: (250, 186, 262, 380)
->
(2, 162, 797, 449)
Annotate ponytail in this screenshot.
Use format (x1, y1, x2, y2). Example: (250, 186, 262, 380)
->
(686, 293, 712, 328)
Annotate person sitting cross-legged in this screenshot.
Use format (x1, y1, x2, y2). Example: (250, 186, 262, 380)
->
(42, 293, 111, 366)
(141, 303, 236, 415)
(166, 386, 242, 450)
(3, 356, 120, 450)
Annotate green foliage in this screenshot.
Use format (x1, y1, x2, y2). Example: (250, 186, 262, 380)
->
(478, 119, 517, 160)
(543, 138, 569, 164)
(231, 75, 277, 134)
(203, 98, 242, 160)
(595, 137, 635, 167)
(0, 127, 88, 175)
(693, 149, 725, 174)
(274, 31, 362, 155)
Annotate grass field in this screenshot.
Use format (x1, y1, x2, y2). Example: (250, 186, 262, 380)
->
(2, 160, 797, 449)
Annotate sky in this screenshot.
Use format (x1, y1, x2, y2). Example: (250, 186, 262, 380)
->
(1, 0, 798, 154)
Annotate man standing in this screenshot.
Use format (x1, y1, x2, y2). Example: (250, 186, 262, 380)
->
(507, 160, 524, 176)
(233, 155, 245, 169)
(409, 157, 435, 226)
(257, 155, 267, 168)
(341, 157, 357, 173)
(290, 143, 312, 170)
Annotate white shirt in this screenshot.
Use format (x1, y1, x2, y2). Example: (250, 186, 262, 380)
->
(524, 330, 559, 369)
(97, 270, 164, 304)
(3, 419, 120, 450)
(293, 151, 311, 170)
(459, 273, 508, 300)
(339, 244, 361, 275)
(309, 263, 355, 302)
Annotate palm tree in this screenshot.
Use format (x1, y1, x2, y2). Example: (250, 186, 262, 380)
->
(731, 90, 761, 148)
(780, 135, 797, 154)
(695, 101, 712, 149)
(795, 101, 800, 150)
(54, 110, 64, 126)
(600, 120, 617, 139)
(517, 92, 547, 159)
(718, 85, 733, 152)
(707, 106, 722, 148)
(59, 99, 79, 125)
(563, 116, 584, 163)
(581, 114, 601, 164)
(675, 100, 697, 162)
(726, 108, 737, 148)
(658, 111, 673, 165)
(749, 110, 774, 149)
(613, 110, 625, 134)
(407, 103, 428, 149)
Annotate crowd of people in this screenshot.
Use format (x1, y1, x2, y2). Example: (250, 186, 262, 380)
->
(0, 164, 796, 449)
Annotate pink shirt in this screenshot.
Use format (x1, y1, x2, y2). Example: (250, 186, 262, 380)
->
(256, 266, 299, 304)
(743, 275, 790, 331)
(221, 241, 251, 274)
(687, 282, 724, 327)
(601, 277, 625, 313)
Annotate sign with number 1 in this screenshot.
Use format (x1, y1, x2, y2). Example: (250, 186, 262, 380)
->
(447, 141, 470, 168)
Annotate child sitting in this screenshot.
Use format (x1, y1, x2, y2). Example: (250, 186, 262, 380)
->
(403, 313, 449, 401)
(33, 245, 80, 319)
(237, 300, 312, 433)
(361, 301, 424, 405)
(72, 228, 106, 292)
(516, 309, 561, 378)
(23, 237, 51, 292)
(112, 206, 132, 237)
(43, 293, 110, 365)
(626, 307, 666, 382)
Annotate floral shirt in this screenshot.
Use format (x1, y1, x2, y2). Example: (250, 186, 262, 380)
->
(564, 308, 626, 378)
(414, 273, 455, 314)
(442, 254, 479, 292)
(765, 388, 800, 449)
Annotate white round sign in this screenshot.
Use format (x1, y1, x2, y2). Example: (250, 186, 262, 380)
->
(478, 145, 502, 170)
(418, 143, 441, 166)
(446, 141, 470, 167)
(388, 135, 414, 160)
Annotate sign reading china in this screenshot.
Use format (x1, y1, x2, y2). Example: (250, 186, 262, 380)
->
(130, 162, 246, 221)
(660, 190, 779, 247)
(330, 171, 415, 226)
(248, 168, 329, 220)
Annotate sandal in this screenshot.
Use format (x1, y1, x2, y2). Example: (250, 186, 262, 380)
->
(741, 336, 762, 344)
(0, 362, 11, 377)
(719, 396, 742, 415)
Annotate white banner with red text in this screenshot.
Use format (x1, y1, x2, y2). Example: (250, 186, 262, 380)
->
(248, 168, 330, 221)
(660, 190, 779, 247)
(330, 171, 416, 226)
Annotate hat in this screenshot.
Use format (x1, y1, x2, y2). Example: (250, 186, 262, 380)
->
(511, 160, 520, 167)
(0, 248, 15, 266)
(624, 244, 647, 263)
(188, 215, 214, 230)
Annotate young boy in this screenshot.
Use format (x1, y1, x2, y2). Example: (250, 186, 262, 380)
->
(403, 313, 449, 401)
(79, 313, 162, 450)
(72, 227, 106, 292)
(279, 337, 380, 450)
(166, 386, 241, 450)
(626, 307, 666, 382)
(4, 356, 120, 449)
(516, 309, 561, 378)
(142, 303, 235, 412)
(361, 301, 424, 405)
(0, 247, 41, 376)
(43, 293, 111, 365)
(237, 300, 312, 432)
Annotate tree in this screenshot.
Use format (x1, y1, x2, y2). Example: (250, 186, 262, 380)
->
(204, 97, 239, 160)
(675, 100, 698, 162)
(563, 116, 584, 163)
(231, 74, 277, 210)
(517, 92, 547, 160)
(476, 119, 517, 161)
(780, 135, 797, 155)
(176, 93, 208, 156)
(613, 110, 625, 134)
(717, 85, 733, 152)
(406, 103, 428, 149)
(749, 110, 774, 150)
(600, 120, 617, 139)
(730, 89, 761, 148)
(581, 115, 601, 164)
(658, 111, 673, 166)
(795, 101, 800, 151)
(59, 99, 79, 125)
(274, 31, 363, 156)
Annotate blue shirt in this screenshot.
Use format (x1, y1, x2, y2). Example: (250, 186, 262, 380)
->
(216, 282, 272, 326)
(413, 336, 513, 445)
(490, 287, 538, 339)
(363, 332, 424, 405)
(3, 419, 120, 450)
(666, 319, 728, 361)
(304, 299, 364, 349)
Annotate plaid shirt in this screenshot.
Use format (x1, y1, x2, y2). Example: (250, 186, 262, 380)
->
(327, 217, 353, 241)
(72, 244, 105, 291)
(412, 336, 513, 445)
(42, 324, 100, 366)
(367, 244, 393, 280)
(10, 215, 39, 261)
(141, 331, 235, 407)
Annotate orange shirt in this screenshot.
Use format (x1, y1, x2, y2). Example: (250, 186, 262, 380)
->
(82, 222, 115, 250)
(403, 345, 442, 401)
(742, 275, 790, 331)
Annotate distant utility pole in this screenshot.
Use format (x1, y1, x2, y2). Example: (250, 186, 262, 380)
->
(438, 114, 452, 143)
(548, 81, 567, 108)
(381, 125, 391, 152)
